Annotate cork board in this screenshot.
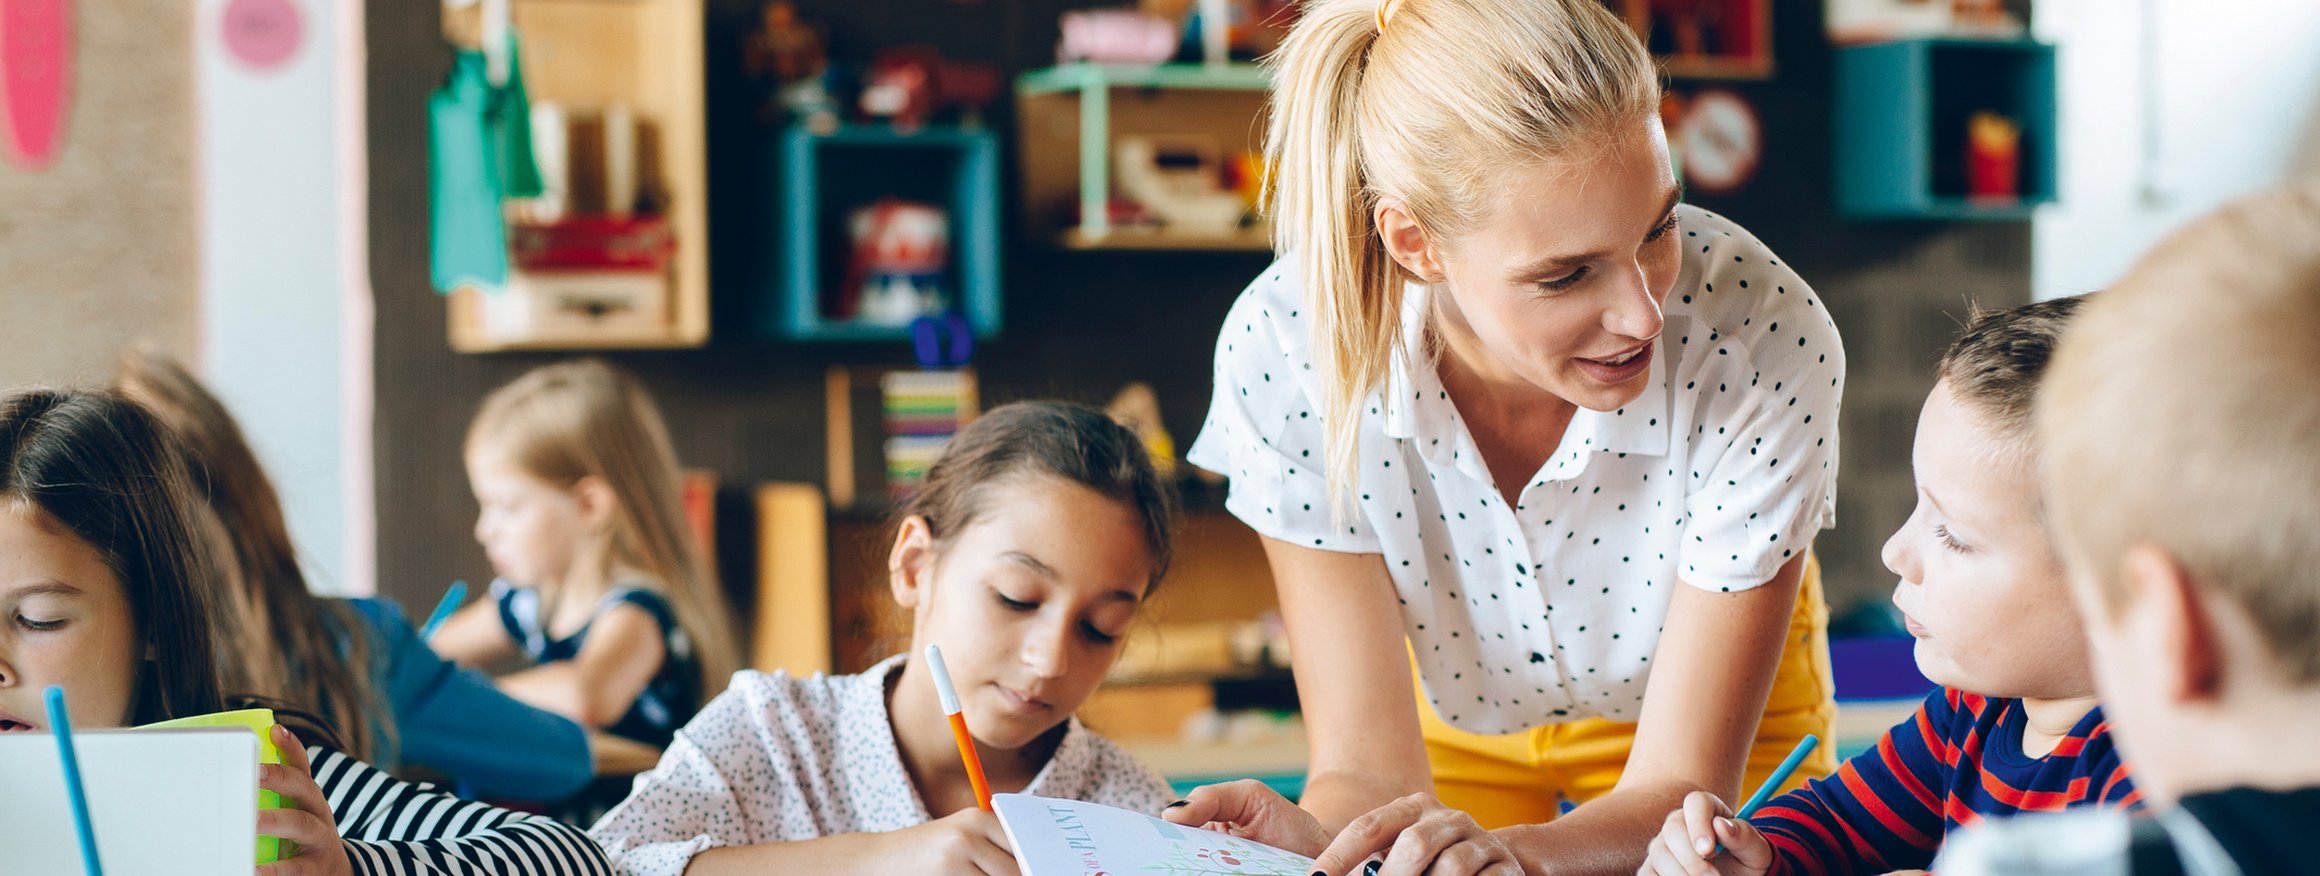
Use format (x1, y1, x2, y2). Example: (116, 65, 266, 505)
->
(0, 0, 198, 386)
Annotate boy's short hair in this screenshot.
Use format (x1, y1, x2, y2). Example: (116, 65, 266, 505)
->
(2037, 182, 2320, 684)
(1939, 296, 2087, 460)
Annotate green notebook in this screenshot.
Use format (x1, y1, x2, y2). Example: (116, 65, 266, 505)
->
(141, 708, 289, 865)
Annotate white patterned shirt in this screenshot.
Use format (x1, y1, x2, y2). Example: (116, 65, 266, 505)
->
(587, 655, 1174, 875)
(1187, 204, 1844, 734)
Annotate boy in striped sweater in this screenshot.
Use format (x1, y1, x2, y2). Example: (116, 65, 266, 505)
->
(1936, 184, 2320, 876)
(1639, 297, 2140, 876)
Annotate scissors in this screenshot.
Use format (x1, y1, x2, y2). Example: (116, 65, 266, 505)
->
(910, 311, 974, 369)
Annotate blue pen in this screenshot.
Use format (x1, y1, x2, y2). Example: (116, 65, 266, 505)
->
(1716, 734, 1819, 855)
(45, 686, 104, 876)
(420, 580, 468, 640)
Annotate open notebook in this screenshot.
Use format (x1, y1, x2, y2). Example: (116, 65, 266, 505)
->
(994, 793, 1318, 876)
(0, 729, 258, 876)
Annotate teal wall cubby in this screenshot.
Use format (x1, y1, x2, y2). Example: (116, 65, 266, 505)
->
(1834, 39, 2057, 220)
(772, 124, 1002, 341)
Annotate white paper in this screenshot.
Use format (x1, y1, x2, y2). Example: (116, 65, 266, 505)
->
(994, 793, 1317, 876)
(0, 729, 258, 876)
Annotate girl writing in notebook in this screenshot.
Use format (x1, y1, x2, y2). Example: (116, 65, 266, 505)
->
(588, 401, 1178, 875)
(0, 388, 611, 874)
(430, 359, 743, 752)
(117, 351, 597, 801)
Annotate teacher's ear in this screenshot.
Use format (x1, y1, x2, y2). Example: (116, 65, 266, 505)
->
(1375, 198, 1448, 285)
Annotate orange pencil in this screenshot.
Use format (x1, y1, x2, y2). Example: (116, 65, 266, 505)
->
(924, 644, 994, 811)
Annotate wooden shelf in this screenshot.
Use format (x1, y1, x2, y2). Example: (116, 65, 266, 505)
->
(1603, 0, 1774, 81)
(442, 0, 710, 352)
(770, 124, 1002, 342)
(1016, 64, 1273, 251)
(1058, 226, 1271, 251)
(1017, 62, 1272, 95)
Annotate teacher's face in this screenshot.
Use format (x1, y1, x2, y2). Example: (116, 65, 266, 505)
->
(1422, 119, 1683, 412)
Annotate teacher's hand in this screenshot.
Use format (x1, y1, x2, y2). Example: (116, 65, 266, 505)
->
(1316, 793, 1520, 876)
(1161, 779, 1333, 858)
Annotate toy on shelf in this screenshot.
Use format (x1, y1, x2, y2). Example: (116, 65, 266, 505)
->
(1823, 0, 2024, 44)
(842, 198, 950, 327)
(859, 46, 1003, 133)
(1059, 10, 1179, 65)
(1966, 110, 2021, 202)
(1106, 382, 1178, 479)
(881, 369, 977, 504)
(1114, 134, 1249, 234)
(743, 0, 835, 129)
(1600, 0, 1771, 79)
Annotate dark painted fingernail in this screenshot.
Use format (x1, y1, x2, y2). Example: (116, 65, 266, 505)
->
(1364, 862, 1383, 876)
(1165, 800, 1189, 809)
(1309, 871, 1325, 876)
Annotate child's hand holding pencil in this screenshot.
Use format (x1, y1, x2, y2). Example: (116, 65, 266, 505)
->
(1639, 735, 1817, 876)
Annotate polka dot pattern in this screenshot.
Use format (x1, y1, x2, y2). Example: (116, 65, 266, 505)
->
(1186, 205, 1844, 734)
(588, 656, 1174, 874)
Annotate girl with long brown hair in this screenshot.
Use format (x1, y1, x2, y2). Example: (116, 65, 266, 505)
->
(0, 387, 610, 874)
(117, 351, 594, 801)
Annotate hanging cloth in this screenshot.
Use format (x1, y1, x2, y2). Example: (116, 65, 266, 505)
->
(429, 35, 540, 295)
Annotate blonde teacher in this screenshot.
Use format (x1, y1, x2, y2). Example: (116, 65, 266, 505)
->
(1165, 0, 1845, 873)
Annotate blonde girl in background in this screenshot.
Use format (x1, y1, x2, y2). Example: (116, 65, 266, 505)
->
(589, 402, 1177, 875)
(432, 359, 743, 755)
(1169, 0, 1847, 872)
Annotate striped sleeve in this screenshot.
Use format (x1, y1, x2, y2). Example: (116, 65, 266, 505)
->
(2082, 719, 2144, 812)
(1749, 689, 1961, 875)
(310, 746, 612, 876)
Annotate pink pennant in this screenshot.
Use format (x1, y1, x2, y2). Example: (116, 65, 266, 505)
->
(1, 0, 71, 170)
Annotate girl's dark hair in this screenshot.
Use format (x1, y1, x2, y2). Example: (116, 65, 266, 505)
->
(902, 401, 1177, 587)
(118, 351, 385, 760)
(0, 389, 232, 725)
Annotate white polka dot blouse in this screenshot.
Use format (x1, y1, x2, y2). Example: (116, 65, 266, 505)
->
(587, 655, 1175, 875)
(1186, 204, 1845, 734)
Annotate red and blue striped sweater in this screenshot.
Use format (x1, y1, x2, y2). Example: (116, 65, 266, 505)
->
(1750, 688, 2141, 875)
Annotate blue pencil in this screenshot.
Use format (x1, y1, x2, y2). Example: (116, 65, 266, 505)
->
(44, 686, 104, 876)
(419, 580, 468, 640)
(1715, 733, 1819, 855)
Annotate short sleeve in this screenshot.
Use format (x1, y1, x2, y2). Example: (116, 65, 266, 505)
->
(1676, 246, 1844, 592)
(491, 577, 540, 651)
(589, 685, 769, 875)
(1186, 272, 1383, 554)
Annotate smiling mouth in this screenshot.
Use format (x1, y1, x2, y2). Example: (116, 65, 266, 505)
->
(1574, 340, 1655, 382)
(1585, 344, 1648, 366)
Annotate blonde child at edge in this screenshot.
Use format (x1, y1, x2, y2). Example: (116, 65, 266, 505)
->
(431, 359, 743, 752)
(588, 402, 1177, 875)
(1934, 184, 2320, 874)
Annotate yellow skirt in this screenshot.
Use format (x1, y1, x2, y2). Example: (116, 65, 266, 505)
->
(1415, 554, 1838, 829)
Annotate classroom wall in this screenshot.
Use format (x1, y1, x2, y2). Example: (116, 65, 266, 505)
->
(197, 0, 374, 596)
(2031, 0, 2320, 301)
(0, 1, 199, 386)
(363, 0, 2030, 624)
